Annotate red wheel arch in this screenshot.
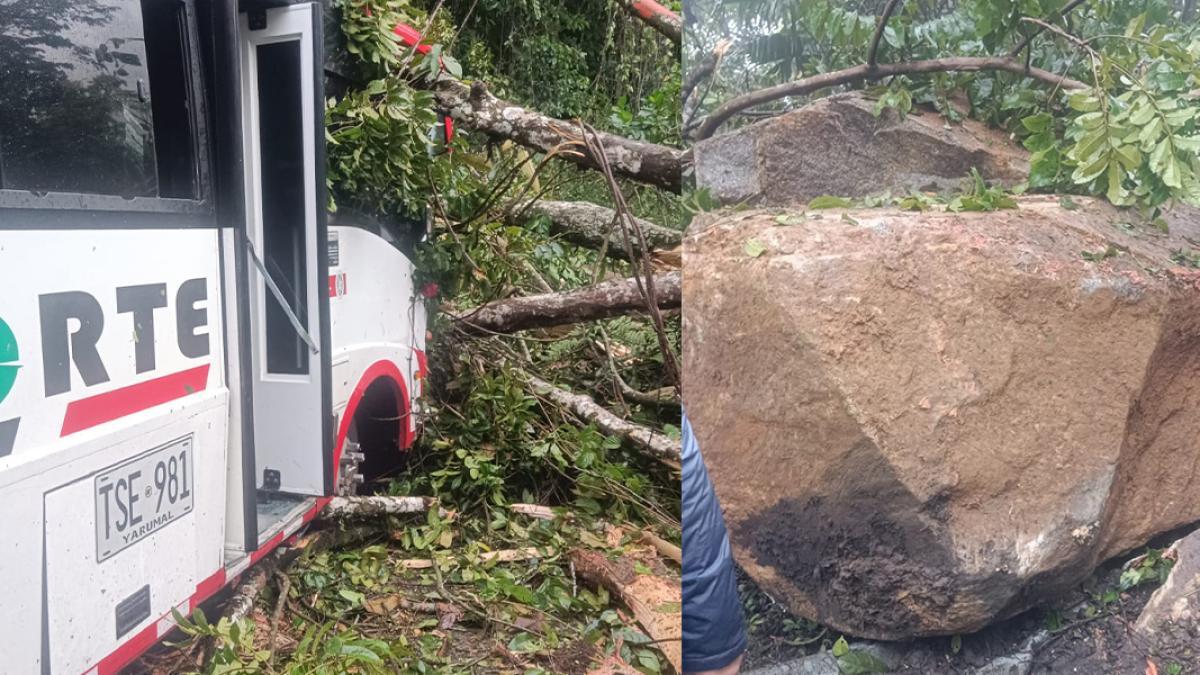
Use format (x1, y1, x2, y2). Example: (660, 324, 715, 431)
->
(332, 359, 412, 485)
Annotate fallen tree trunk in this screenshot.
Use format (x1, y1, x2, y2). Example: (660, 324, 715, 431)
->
(322, 495, 438, 519)
(641, 530, 683, 565)
(570, 548, 682, 672)
(529, 374, 681, 465)
(507, 200, 682, 261)
(615, 0, 681, 46)
(449, 272, 681, 336)
(433, 78, 685, 192)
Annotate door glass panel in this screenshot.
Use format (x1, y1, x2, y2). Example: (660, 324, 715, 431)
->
(256, 39, 308, 375)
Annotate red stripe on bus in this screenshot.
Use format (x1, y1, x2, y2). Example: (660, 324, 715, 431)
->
(250, 532, 285, 565)
(304, 496, 332, 523)
(60, 364, 210, 436)
(190, 568, 227, 611)
(95, 622, 159, 675)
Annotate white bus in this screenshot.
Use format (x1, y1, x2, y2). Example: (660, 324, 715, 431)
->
(0, 1, 430, 671)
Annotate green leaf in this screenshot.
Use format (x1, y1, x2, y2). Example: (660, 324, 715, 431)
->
(1068, 92, 1101, 113)
(1107, 160, 1127, 204)
(1114, 144, 1142, 171)
(338, 589, 365, 606)
(1021, 112, 1052, 133)
(808, 195, 853, 209)
(744, 239, 767, 258)
(832, 636, 850, 658)
(637, 649, 662, 673)
(507, 632, 542, 654)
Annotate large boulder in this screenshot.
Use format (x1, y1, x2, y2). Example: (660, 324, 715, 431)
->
(693, 93, 1029, 206)
(683, 196, 1200, 639)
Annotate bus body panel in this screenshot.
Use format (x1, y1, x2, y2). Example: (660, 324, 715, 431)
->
(0, 228, 229, 672)
(0, 2, 429, 671)
(329, 225, 427, 444)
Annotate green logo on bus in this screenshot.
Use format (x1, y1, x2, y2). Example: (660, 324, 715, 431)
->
(0, 318, 18, 405)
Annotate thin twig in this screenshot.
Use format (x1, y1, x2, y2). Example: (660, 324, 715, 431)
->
(578, 123, 680, 388)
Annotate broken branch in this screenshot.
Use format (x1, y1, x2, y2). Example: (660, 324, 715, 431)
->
(528, 374, 681, 465)
(693, 56, 1088, 139)
(570, 549, 682, 673)
(615, 0, 682, 46)
(322, 495, 439, 519)
(432, 78, 685, 192)
(506, 200, 682, 261)
(449, 272, 681, 336)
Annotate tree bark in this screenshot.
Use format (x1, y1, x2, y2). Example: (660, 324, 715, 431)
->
(570, 548, 682, 673)
(694, 56, 1089, 140)
(507, 200, 682, 261)
(433, 78, 685, 192)
(529, 374, 681, 465)
(615, 0, 682, 46)
(449, 272, 681, 336)
(322, 495, 439, 519)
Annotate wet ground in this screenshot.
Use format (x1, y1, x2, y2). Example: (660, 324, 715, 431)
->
(739, 525, 1200, 674)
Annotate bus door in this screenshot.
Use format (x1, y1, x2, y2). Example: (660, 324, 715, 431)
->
(238, 2, 331, 507)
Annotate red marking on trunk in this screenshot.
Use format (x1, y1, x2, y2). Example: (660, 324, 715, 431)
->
(393, 23, 431, 54)
(60, 364, 210, 436)
(414, 348, 428, 380)
(630, 0, 677, 21)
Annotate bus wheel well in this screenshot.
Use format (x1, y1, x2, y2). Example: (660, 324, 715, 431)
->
(347, 376, 410, 493)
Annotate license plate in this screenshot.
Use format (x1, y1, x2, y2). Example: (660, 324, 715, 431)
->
(95, 436, 194, 562)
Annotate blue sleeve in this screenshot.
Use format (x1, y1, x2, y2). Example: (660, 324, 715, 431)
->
(681, 412, 748, 672)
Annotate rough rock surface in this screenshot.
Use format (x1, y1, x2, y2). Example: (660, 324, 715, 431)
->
(683, 196, 1200, 639)
(693, 93, 1028, 206)
(1136, 527, 1200, 645)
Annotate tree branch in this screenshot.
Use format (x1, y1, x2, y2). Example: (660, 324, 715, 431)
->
(529, 375, 681, 464)
(448, 272, 681, 336)
(1008, 0, 1090, 58)
(506, 200, 682, 261)
(867, 0, 905, 68)
(614, 0, 681, 47)
(433, 77, 685, 192)
(693, 56, 1088, 140)
(682, 40, 731, 106)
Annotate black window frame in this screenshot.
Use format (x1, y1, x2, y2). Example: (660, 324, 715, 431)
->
(0, 0, 215, 226)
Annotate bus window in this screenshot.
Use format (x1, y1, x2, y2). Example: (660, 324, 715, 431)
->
(0, 0, 199, 201)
